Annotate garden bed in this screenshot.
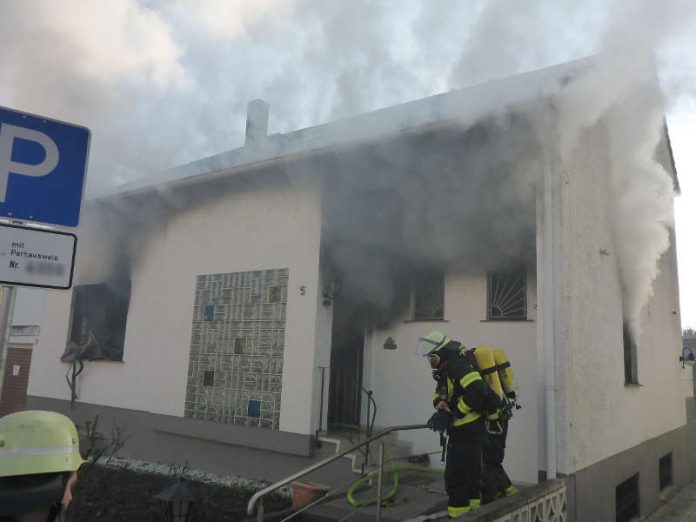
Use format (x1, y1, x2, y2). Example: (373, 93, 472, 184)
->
(66, 460, 290, 522)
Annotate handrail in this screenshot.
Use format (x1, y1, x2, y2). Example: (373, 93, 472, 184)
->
(246, 423, 427, 519)
(362, 387, 377, 437)
(314, 367, 329, 447)
(359, 387, 377, 473)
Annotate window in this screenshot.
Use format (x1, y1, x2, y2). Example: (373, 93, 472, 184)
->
(203, 370, 215, 387)
(62, 281, 130, 362)
(204, 305, 215, 321)
(624, 323, 638, 384)
(413, 273, 444, 320)
(659, 453, 673, 491)
(615, 474, 640, 522)
(487, 270, 527, 320)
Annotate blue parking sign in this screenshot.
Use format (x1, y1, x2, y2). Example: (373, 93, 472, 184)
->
(0, 106, 90, 227)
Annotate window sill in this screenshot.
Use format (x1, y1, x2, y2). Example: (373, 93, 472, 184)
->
(624, 382, 642, 388)
(403, 319, 449, 324)
(479, 319, 534, 323)
(61, 358, 125, 364)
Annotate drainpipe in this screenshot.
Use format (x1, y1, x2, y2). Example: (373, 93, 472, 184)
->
(542, 134, 558, 481)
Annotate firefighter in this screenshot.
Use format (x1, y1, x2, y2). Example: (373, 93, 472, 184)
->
(0, 410, 85, 522)
(480, 413, 514, 503)
(481, 348, 520, 502)
(418, 331, 500, 518)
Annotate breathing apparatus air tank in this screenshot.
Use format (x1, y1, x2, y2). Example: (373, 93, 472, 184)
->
(493, 348, 518, 396)
(473, 345, 504, 398)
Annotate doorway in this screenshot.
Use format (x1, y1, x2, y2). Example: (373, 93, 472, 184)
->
(327, 298, 365, 429)
(0, 345, 33, 416)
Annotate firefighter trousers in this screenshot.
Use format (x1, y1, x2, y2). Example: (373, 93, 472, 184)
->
(481, 418, 513, 503)
(445, 421, 486, 511)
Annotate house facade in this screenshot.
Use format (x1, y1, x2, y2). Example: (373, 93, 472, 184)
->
(24, 60, 693, 520)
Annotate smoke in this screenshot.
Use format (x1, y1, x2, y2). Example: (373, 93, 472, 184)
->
(316, 107, 546, 317)
(1, 0, 694, 327)
(550, 0, 696, 333)
(554, 57, 675, 334)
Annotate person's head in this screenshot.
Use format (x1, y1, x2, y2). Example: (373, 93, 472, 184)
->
(416, 330, 452, 369)
(0, 411, 84, 522)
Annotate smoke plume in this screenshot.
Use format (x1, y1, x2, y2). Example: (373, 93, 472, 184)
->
(1, 0, 694, 328)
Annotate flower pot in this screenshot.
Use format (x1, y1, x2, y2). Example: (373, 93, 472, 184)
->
(291, 480, 330, 508)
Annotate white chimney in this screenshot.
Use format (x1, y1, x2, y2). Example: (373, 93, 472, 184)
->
(245, 99, 269, 144)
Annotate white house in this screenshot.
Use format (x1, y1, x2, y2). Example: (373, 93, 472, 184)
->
(25, 58, 692, 521)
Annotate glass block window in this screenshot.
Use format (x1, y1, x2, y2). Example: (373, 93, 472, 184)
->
(659, 453, 672, 491)
(248, 400, 261, 418)
(203, 371, 214, 387)
(185, 269, 288, 429)
(616, 474, 640, 522)
(487, 271, 527, 320)
(413, 273, 444, 320)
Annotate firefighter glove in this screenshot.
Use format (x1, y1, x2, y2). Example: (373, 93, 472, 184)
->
(427, 410, 452, 434)
(484, 389, 503, 415)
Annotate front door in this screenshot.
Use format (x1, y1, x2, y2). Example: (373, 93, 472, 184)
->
(0, 345, 33, 416)
(327, 298, 364, 428)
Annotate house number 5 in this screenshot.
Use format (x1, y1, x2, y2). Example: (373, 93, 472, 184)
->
(300, 286, 306, 295)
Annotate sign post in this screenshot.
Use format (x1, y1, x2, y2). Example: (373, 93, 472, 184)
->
(0, 287, 15, 409)
(0, 106, 90, 410)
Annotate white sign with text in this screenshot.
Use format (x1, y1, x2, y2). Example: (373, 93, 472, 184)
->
(0, 223, 76, 289)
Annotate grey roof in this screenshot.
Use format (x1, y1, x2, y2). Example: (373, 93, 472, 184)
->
(91, 58, 592, 202)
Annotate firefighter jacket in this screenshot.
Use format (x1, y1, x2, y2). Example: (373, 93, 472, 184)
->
(433, 345, 490, 429)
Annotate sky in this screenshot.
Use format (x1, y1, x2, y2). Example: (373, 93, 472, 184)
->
(0, 0, 695, 328)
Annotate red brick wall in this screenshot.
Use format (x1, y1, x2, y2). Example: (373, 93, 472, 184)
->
(0, 347, 33, 416)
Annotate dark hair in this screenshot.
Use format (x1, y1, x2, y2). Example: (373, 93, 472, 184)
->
(0, 472, 71, 520)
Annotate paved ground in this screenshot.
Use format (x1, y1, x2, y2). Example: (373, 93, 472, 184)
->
(644, 481, 696, 522)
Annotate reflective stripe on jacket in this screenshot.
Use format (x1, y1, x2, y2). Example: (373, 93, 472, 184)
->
(433, 368, 485, 427)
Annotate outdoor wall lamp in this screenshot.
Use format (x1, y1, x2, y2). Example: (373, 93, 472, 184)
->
(154, 481, 197, 522)
(322, 278, 342, 305)
(680, 347, 695, 369)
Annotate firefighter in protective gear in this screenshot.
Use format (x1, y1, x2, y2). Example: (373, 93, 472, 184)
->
(480, 348, 520, 503)
(418, 331, 500, 518)
(0, 410, 85, 522)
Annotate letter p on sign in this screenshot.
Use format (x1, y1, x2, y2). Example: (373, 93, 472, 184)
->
(0, 106, 89, 227)
(0, 123, 59, 202)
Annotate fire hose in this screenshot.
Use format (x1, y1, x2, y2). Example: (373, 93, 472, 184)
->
(345, 446, 444, 508)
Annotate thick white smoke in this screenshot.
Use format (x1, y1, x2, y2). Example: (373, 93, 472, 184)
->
(1, 1, 692, 186)
(550, 0, 696, 333)
(0, 0, 694, 327)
